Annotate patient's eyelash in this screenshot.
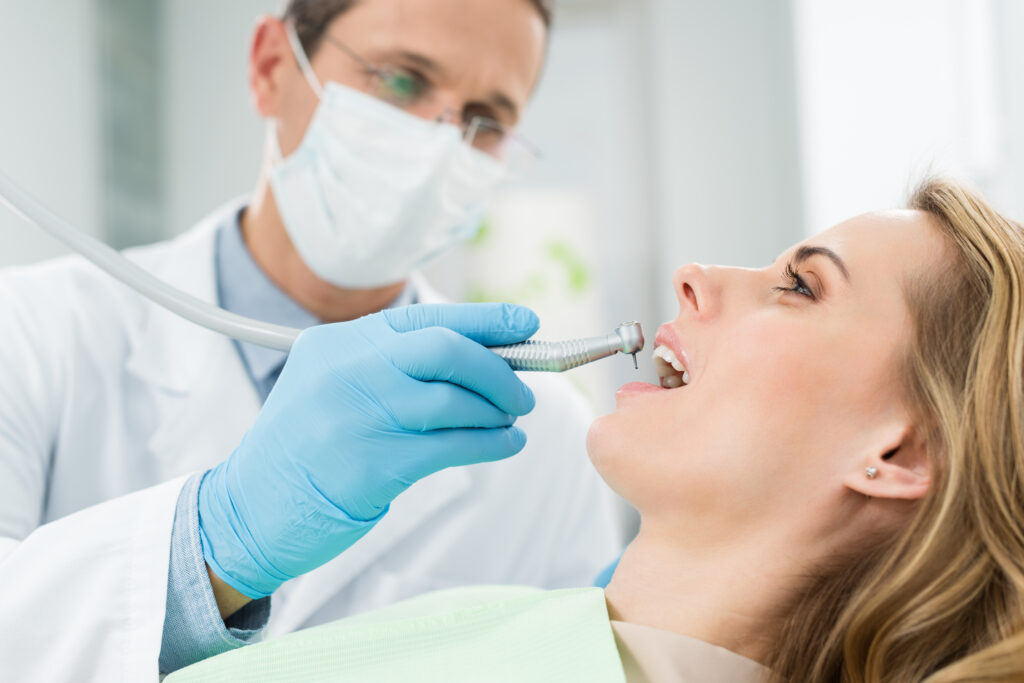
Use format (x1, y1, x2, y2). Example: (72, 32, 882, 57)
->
(773, 263, 816, 300)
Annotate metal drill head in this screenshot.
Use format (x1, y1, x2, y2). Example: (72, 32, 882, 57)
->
(615, 322, 645, 358)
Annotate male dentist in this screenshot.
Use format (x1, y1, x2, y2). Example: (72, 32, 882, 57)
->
(0, 1, 620, 680)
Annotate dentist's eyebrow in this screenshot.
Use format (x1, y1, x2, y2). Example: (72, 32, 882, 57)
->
(381, 50, 446, 78)
(793, 245, 851, 283)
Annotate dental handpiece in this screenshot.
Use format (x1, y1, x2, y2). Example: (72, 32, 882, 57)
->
(489, 322, 645, 372)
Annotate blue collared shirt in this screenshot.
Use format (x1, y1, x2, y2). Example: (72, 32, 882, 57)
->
(159, 205, 415, 673)
(215, 208, 319, 403)
(216, 206, 415, 401)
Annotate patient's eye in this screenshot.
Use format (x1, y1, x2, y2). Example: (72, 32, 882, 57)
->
(774, 263, 816, 300)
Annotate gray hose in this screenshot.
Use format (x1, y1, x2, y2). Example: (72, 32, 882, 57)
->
(0, 171, 645, 372)
(0, 171, 301, 351)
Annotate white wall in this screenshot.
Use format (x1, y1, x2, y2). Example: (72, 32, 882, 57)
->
(793, 0, 1002, 234)
(511, 3, 655, 332)
(0, 0, 102, 265)
(993, 0, 1024, 220)
(644, 0, 805, 318)
(161, 0, 277, 234)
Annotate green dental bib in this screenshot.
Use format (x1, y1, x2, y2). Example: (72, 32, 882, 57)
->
(167, 586, 626, 682)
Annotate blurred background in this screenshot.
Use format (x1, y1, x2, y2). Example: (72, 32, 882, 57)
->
(1, 0, 1021, 415)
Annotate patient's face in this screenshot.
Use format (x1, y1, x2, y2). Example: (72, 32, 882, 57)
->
(588, 210, 948, 533)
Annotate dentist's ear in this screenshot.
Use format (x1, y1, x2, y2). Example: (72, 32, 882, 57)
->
(248, 16, 293, 118)
(845, 425, 931, 501)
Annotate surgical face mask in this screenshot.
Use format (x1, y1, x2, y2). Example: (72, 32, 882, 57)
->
(269, 25, 508, 289)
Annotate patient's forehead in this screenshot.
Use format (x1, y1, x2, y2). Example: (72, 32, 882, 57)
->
(810, 209, 948, 283)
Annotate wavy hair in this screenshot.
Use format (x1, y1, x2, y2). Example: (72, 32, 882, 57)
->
(767, 178, 1024, 681)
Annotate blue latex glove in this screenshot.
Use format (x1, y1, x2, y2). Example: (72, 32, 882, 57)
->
(198, 303, 539, 598)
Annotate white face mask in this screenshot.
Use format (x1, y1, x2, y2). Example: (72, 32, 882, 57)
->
(269, 24, 508, 289)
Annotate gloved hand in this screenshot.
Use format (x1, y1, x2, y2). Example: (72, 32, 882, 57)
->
(198, 303, 539, 599)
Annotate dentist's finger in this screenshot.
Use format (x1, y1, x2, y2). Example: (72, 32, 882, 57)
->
(388, 326, 536, 416)
(383, 303, 539, 347)
(386, 380, 517, 432)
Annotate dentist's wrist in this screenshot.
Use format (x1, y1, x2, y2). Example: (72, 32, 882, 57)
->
(197, 464, 288, 599)
(197, 456, 390, 601)
(206, 562, 253, 620)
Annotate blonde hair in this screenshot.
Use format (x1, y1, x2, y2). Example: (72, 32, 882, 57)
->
(767, 178, 1024, 681)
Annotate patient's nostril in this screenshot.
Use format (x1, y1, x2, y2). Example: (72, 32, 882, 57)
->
(683, 282, 699, 312)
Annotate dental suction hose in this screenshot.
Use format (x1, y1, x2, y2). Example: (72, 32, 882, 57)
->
(0, 171, 300, 351)
(0, 170, 644, 371)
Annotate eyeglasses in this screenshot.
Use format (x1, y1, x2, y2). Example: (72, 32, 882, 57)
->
(320, 34, 540, 175)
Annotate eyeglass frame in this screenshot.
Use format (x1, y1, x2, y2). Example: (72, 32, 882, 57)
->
(317, 33, 542, 163)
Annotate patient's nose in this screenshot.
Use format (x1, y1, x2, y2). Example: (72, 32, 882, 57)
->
(673, 263, 716, 320)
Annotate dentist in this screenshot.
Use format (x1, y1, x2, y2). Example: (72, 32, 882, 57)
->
(0, 1, 620, 680)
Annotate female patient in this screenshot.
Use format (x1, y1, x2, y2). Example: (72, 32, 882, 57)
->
(169, 178, 1024, 682)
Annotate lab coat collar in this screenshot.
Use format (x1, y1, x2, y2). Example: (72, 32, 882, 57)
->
(124, 198, 246, 395)
(123, 198, 262, 467)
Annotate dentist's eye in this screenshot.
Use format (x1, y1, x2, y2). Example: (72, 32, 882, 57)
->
(773, 263, 816, 300)
(372, 67, 430, 107)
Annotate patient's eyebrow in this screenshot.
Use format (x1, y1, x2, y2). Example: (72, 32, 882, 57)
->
(794, 246, 851, 283)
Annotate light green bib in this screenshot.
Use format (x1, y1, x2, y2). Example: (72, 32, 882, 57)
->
(167, 586, 626, 682)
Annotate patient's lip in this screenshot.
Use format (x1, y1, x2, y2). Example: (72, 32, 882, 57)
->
(617, 381, 665, 395)
(615, 380, 667, 405)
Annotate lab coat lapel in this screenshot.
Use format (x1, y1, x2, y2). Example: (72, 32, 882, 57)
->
(138, 331, 258, 475)
(124, 201, 261, 475)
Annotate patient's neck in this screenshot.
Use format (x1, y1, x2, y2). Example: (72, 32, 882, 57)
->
(604, 521, 812, 664)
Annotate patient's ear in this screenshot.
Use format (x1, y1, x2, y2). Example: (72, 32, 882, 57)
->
(844, 425, 931, 501)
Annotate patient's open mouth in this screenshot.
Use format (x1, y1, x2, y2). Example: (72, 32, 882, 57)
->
(653, 345, 690, 389)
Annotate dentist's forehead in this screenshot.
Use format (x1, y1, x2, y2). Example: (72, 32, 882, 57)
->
(326, 0, 547, 101)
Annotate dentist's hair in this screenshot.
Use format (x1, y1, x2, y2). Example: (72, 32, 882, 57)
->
(283, 0, 553, 57)
(768, 179, 1024, 681)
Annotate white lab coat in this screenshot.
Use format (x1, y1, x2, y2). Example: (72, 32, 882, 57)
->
(0, 203, 621, 682)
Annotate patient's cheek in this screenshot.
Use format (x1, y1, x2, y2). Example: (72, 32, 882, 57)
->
(585, 415, 612, 469)
(586, 416, 622, 482)
(586, 413, 643, 501)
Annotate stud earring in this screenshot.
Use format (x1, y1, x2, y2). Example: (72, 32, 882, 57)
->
(866, 466, 879, 479)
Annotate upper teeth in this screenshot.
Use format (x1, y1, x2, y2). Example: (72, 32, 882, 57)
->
(653, 345, 690, 386)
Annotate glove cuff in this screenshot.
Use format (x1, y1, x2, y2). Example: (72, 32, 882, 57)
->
(197, 465, 387, 599)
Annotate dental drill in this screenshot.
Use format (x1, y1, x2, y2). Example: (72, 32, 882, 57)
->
(489, 322, 645, 372)
(0, 169, 644, 372)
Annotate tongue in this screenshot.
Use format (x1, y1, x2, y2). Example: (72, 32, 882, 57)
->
(660, 374, 685, 389)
